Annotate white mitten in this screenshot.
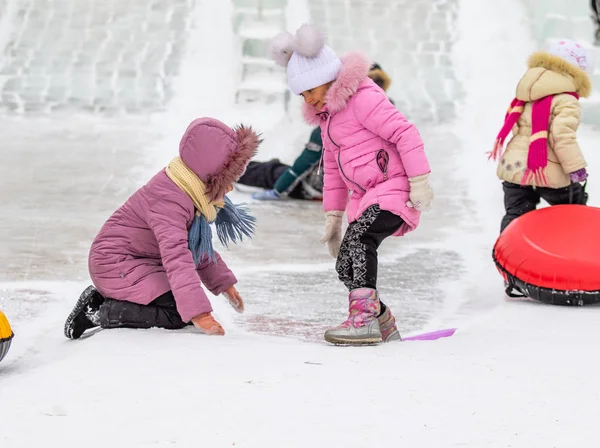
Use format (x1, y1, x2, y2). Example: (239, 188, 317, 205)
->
(320, 211, 344, 258)
(406, 174, 433, 212)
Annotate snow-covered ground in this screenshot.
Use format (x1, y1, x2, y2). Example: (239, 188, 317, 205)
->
(2, 0, 600, 446)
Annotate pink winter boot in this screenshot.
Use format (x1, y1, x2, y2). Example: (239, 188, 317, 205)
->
(324, 288, 382, 345)
(378, 304, 401, 342)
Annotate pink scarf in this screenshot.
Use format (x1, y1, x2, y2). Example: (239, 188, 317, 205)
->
(489, 92, 579, 186)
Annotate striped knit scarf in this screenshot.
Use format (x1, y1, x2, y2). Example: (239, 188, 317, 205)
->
(489, 92, 579, 186)
(166, 157, 256, 265)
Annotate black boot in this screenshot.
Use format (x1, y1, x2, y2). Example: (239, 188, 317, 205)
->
(64, 285, 105, 339)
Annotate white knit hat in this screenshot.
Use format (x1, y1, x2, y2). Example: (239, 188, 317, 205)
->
(270, 24, 342, 95)
(547, 39, 591, 73)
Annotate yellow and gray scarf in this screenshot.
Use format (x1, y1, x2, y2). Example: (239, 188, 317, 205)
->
(166, 157, 255, 265)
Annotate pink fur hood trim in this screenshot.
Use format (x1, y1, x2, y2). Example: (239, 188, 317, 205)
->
(302, 52, 370, 125)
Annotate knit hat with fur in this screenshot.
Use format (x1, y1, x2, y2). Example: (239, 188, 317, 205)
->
(270, 24, 342, 95)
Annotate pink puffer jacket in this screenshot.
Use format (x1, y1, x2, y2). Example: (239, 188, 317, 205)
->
(303, 53, 431, 236)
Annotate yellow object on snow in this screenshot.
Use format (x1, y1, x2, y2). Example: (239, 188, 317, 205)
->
(0, 309, 14, 363)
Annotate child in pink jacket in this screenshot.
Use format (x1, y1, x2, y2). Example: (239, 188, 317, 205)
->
(271, 25, 434, 345)
(64, 118, 260, 339)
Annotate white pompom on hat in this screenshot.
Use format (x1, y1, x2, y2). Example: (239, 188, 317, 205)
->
(270, 24, 342, 95)
(270, 31, 295, 67)
(547, 39, 591, 73)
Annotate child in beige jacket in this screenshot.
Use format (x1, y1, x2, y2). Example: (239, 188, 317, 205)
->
(490, 39, 592, 232)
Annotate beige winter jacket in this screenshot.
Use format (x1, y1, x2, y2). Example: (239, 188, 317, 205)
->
(497, 52, 591, 188)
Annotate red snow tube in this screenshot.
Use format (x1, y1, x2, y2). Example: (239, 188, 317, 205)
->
(493, 204, 600, 306)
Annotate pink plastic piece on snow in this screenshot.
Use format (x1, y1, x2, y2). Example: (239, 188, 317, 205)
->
(402, 328, 456, 341)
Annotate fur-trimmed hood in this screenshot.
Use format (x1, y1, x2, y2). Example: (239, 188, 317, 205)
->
(516, 51, 592, 101)
(179, 118, 261, 202)
(303, 52, 371, 126)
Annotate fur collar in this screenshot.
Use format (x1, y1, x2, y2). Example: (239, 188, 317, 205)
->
(527, 51, 592, 98)
(302, 52, 370, 126)
(368, 67, 391, 91)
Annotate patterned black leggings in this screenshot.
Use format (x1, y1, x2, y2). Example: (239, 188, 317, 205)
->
(336, 205, 404, 291)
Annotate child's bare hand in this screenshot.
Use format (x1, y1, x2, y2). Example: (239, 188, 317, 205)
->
(223, 286, 245, 313)
(192, 313, 225, 335)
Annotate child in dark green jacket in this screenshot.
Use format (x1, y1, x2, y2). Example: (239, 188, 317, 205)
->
(238, 127, 324, 200)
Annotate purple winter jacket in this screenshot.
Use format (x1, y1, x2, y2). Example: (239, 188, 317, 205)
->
(89, 118, 259, 322)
